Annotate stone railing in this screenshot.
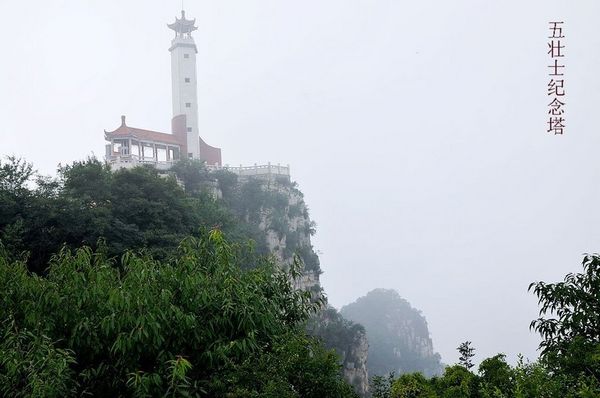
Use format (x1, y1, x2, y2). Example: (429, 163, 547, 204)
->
(208, 163, 290, 177)
(106, 151, 290, 177)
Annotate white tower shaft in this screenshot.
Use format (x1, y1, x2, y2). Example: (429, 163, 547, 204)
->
(168, 11, 200, 159)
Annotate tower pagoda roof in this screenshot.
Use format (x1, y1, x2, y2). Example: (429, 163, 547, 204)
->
(168, 10, 197, 35)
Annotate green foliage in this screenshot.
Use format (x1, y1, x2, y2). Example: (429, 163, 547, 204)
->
(60, 157, 112, 203)
(0, 230, 355, 397)
(511, 355, 563, 398)
(391, 373, 437, 398)
(170, 158, 210, 194)
(529, 254, 600, 395)
(296, 245, 321, 273)
(226, 333, 359, 398)
(376, 360, 580, 398)
(436, 365, 477, 398)
(477, 354, 514, 397)
(0, 160, 228, 271)
(307, 308, 365, 366)
(457, 342, 475, 371)
(373, 250, 600, 398)
(0, 320, 77, 397)
(0, 157, 322, 276)
(210, 169, 238, 200)
(371, 372, 395, 398)
(305, 307, 368, 393)
(376, 353, 600, 398)
(371, 366, 476, 398)
(0, 157, 351, 395)
(211, 168, 321, 274)
(0, 156, 34, 194)
(0, 157, 36, 263)
(529, 254, 600, 356)
(0, 157, 201, 272)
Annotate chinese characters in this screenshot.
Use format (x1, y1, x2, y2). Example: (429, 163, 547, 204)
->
(547, 22, 565, 135)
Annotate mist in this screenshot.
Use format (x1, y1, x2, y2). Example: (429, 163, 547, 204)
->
(2, 0, 600, 367)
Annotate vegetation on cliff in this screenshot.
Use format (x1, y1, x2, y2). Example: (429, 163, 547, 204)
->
(0, 157, 356, 397)
(0, 157, 319, 275)
(308, 308, 370, 395)
(6, 156, 599, 397)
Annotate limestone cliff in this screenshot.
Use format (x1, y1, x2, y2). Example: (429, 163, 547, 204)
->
(308, 308, 370, 397)
(254, 176, 321, 292)
(341, 289, 443, 378)
(214, 172, 370, 396)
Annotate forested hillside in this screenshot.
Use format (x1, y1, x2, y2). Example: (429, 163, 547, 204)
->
(0, 157, 359, 397)
(0, 158, 368, 394)
(0, 157, 320, 275)
(3, 156, 600, 397)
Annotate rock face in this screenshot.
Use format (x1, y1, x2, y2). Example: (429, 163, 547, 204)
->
(343, 330, 369, 396)
(341, 289, 443, 378)
(308, 308, 370, 397)
(247, 175, 322, 292)
(211, 173, 441, 394)
(228, 175, 370, 395)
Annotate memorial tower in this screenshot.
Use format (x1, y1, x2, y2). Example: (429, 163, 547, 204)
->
(168, 10, 200, 159)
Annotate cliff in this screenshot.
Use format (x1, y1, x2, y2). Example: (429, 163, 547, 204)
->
(341, 289, 443, 378)
(213, 172, 370, 395)
(308, 308, 370, 396)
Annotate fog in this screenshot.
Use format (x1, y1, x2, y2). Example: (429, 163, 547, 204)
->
(2, 0, 599, 365)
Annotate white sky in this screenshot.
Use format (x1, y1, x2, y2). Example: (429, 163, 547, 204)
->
(1, 0, 600, 366)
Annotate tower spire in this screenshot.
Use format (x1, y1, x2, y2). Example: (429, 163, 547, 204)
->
(168, 9, 197, 37)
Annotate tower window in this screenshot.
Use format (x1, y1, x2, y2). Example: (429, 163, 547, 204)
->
(185, 78, 190, 83)
(187, 127, 192, 132)
(184, 54, 190, 59)
(185, 102, 191, 108)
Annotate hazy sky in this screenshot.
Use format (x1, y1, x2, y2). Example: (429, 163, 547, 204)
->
(2, 0, 600, 366)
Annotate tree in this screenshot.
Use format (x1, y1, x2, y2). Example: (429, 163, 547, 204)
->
(0, 157, 36, 262)
(529, 254, 600, 392)
(529, 254, 600, 355)
(391, 373, 437, 398)
(512, 355, 564, 398)
(170, 158, 210, 194)
(457, 342, 475, 370)
(371, 372, 395, 398)
(0, 158, 256, 273)
(478, 354, 514, 397)
(0, 230, 356, 397)
(0, 156, 34, 194)
(434, 365, 477, 398)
